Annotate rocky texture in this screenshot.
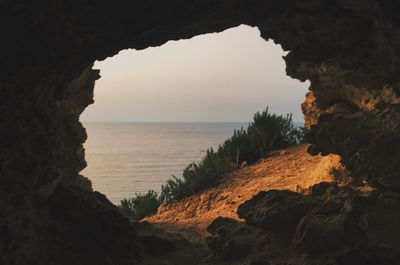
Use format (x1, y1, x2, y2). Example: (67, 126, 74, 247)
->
(208, 183, 400, 265)
(1, 0, 400, 264)
(237, 190, 318, 243)
(207, 217, 256, 261)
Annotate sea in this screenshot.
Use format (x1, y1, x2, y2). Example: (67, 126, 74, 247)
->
(81, 122, 247, 204)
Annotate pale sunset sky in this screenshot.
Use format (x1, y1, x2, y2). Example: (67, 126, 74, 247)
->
(80, 25, 309, 123)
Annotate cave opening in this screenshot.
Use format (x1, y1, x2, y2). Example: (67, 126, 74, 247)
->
(79, 25, 309, 205)
(4, 2, 400, 264)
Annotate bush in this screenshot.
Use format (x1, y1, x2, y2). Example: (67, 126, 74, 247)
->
(119, 106, 306, 216)
(160, 148, 233, 203)
(118, 190, 160, 221)
(220, 126, 258, 165)
(246, 108, 304, 159)
(159, 107, 304, 203)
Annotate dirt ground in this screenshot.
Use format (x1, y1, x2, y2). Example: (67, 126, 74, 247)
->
(145, 144, 345, 236)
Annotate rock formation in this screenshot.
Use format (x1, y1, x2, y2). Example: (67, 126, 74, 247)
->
(208, 183, 400, 264)
(1, 0, 400, 264)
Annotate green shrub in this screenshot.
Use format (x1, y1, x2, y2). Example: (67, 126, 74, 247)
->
(220, 127, 257, 165)
(159, 107, 304, 203)
(119, 107, 306, 215)
(118, 190, 160, 221)
(246, 107, 303, 159)
(160, 148, 233, 203)
(297, 126, 309, 144)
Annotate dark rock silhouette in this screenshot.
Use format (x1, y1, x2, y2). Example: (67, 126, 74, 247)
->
(238, 190, 317, 243)
(1, 0, 400, 264)
(207, 183, 400, 264)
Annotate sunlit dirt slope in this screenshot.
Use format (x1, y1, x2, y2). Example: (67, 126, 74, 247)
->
(146, 144, 345, 233)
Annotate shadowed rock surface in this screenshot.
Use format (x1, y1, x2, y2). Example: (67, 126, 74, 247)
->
(1, 0, 400, 264)
(237, 190, 318, 242)
(208, 183, 400, 265)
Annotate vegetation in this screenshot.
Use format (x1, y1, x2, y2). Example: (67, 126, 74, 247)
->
(118, 190, 160, 221)
(160, 147, 233, 203)
(118, 107, 305, 220)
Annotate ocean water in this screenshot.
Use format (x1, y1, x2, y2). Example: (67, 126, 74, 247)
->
(81, 122, 246, 204)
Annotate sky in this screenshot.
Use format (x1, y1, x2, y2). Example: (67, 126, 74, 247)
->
(80, 25, 309, 123)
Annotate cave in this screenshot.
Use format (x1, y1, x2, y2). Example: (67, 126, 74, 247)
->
(1, 1, 400, 265)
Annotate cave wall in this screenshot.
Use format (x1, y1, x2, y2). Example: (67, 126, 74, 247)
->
(1, 0, 400, 264)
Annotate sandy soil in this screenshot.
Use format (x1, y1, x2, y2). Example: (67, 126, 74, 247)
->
(145, 144, 345, 236)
